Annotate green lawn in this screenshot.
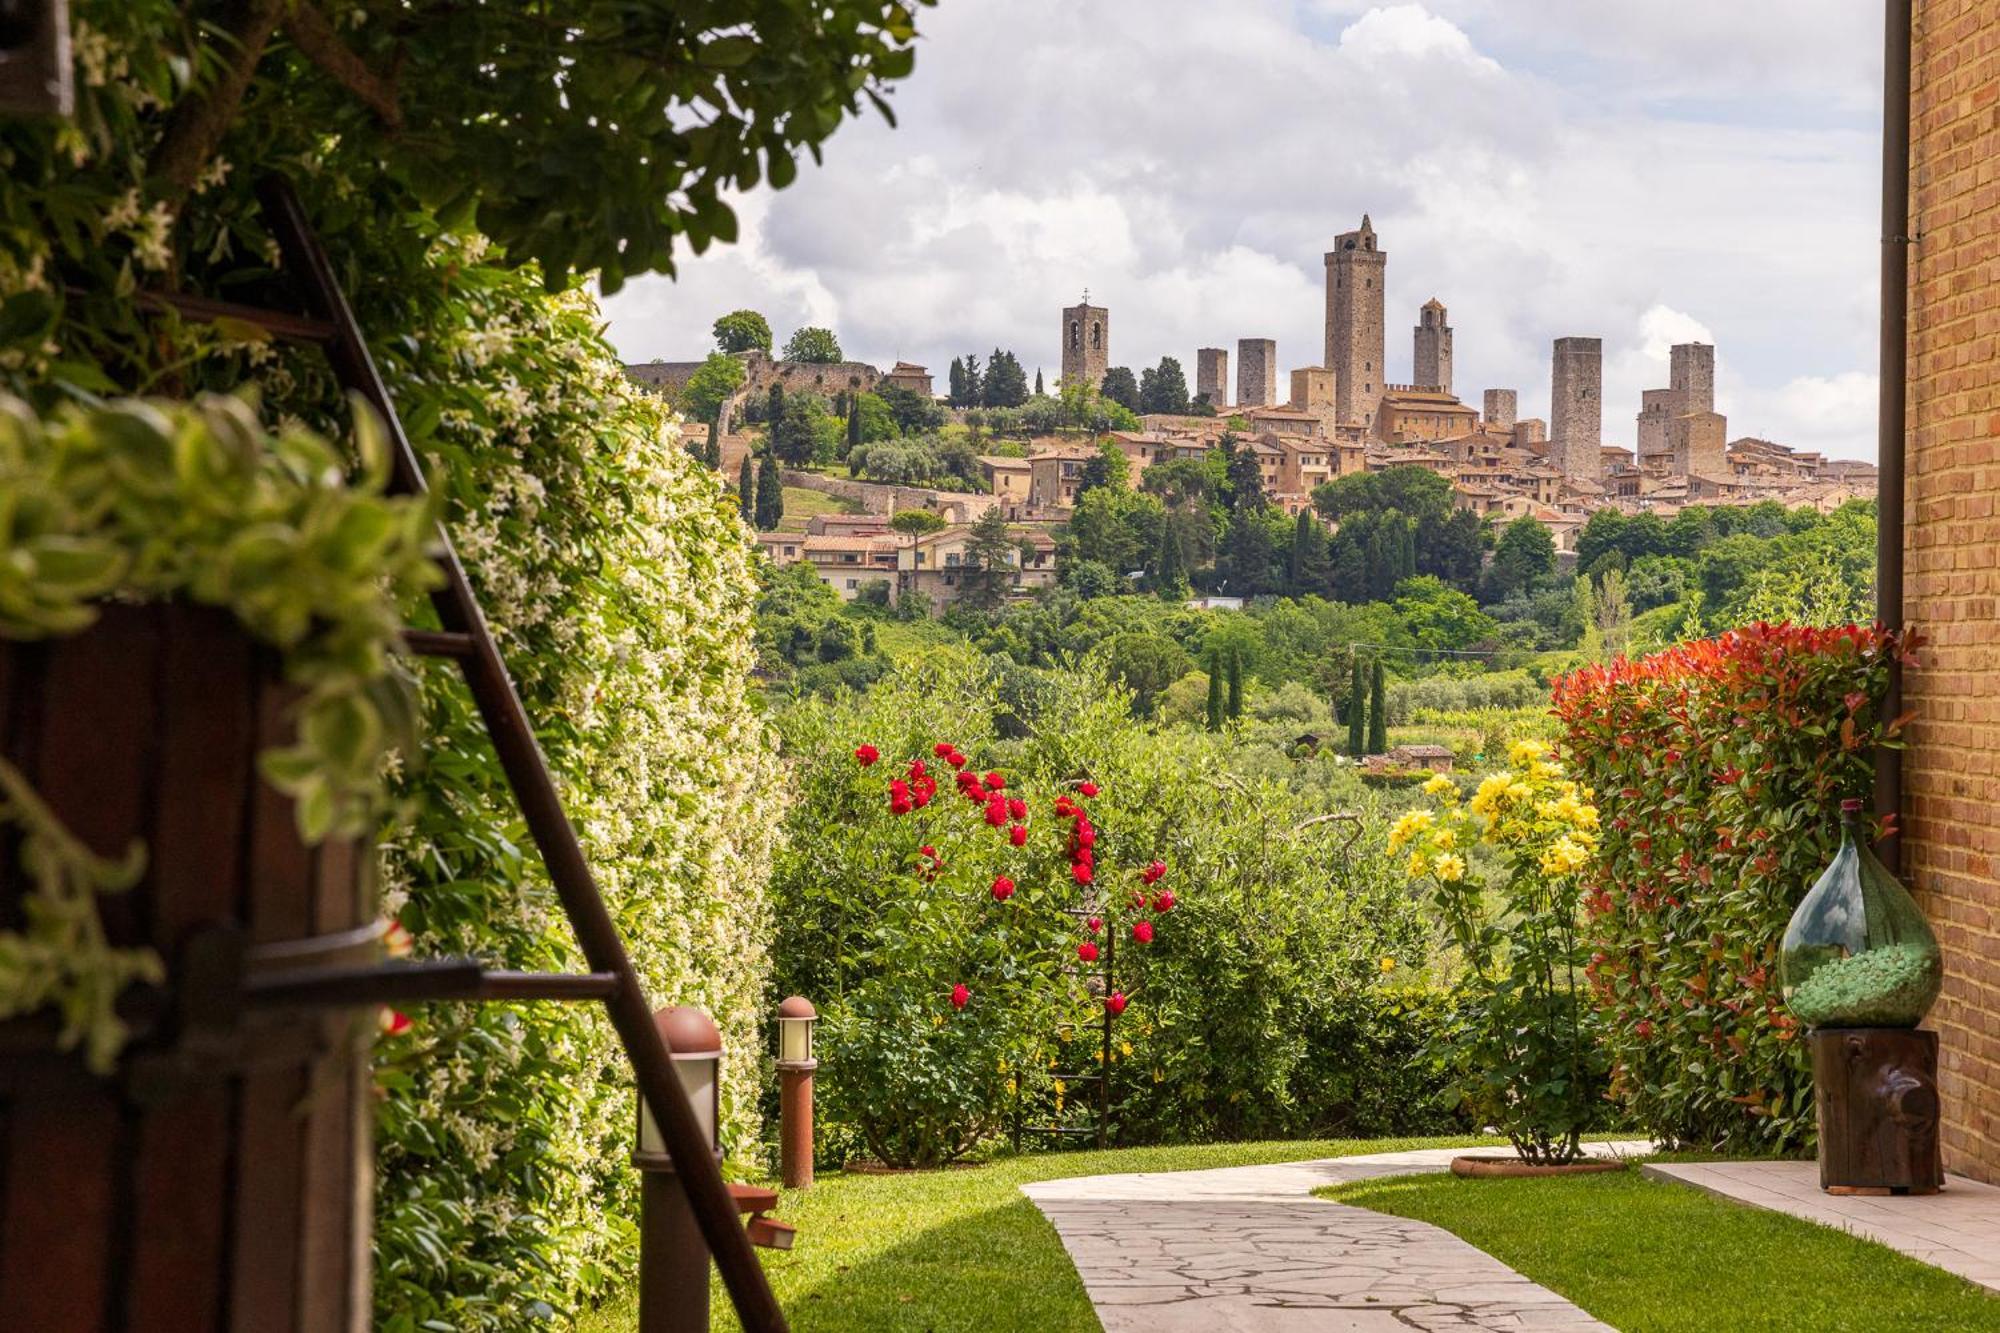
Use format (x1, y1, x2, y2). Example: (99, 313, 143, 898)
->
(576, 1134, 1497, 1333)
(774, 486, 863, 532)
(1322, 1168, 2000, 1332)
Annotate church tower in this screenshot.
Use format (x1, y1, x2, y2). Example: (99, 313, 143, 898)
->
(1061, 294, 1109, 391)
(1325, 216, 1387, 430)
(1414, 298, 1453, 395)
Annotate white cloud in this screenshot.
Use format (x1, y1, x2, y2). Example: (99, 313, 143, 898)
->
(602, 1, 1881, 459)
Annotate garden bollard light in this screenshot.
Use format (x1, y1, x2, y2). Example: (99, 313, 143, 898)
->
(776, 996, 819, 1189)
(635, 1005, 723, 1333)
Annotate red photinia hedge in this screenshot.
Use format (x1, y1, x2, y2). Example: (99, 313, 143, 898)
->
(1552, 622, 1914, 1153)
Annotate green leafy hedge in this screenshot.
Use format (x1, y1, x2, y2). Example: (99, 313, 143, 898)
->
(1553, 623, 1909, 1152)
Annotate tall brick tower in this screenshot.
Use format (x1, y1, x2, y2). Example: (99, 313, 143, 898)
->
(1669, 342, 1716, 416)
(1550, 336, 1603, 487)
(1061, 294, 1109, 391)
(1195, 347, 1229, 408)
(1483, 389, 1517, 430)
(1325, 215, 1387, 431)
(1413, 298, 1453, 394)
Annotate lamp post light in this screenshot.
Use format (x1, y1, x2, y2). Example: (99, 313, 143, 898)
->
(635, 1005, 724, 1333)
(776, 996, 818, 1190)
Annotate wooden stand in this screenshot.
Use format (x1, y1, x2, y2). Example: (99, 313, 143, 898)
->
(1810, 1027, 1943, 1195)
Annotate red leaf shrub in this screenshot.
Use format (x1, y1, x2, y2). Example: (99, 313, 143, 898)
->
(1552, 622, 1912, 1152)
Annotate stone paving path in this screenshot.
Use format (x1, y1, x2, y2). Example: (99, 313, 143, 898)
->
(1022, 1143, 1647, 1331)
(1644, 1159, 2000, 1295)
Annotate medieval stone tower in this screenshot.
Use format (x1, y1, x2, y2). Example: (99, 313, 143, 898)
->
(1196, 347, 1229, 407)
(1061, 295, 1109, 391)
(1325, 215, 1387, 430)
(1550, 336, 1603, 486)
(1483, 389, 1518, 431)
(1236, 338, 1278, 408)
(1414, 298, 1453, 394)
(1669, 342, 1716, 416)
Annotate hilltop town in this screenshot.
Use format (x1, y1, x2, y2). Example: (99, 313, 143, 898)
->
(627, 215, 1875, 612)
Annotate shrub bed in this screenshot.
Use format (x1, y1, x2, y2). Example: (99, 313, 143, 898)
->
(1552, 623, 1910, 1152)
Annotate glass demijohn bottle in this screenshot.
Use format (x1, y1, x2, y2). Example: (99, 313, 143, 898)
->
(1779, 799, 1942, 1029)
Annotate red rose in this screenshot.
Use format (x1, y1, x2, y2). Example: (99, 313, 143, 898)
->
(1009, 824, 1028, 847)
(1087, 916, 1103, 934)
(951, 984, 970, 1010)
(991, 875, 1016, 902)
(1104, 991, 1127, 1017)
(985, 799, 1008, 827)
(949, 751, 969, 770)
(1072, 862, 1094, 885)
(1142, 860, 1166, 884)
(1636, 1019, 1654, 1040)
(934, 741, 954, 757)
(984, 772, 1006, 791)
(1078, 781, 1099, 797)
(1152, 890, 1176, 914)
(1077, 825, 1096, 849)
(855, 744, 879, 766)
(1131, 920, 1154, 944)
(1072, 846, 1093, 869)
(1053, 797, 1076, 817)
(1007, 797, 1027, 820)
(1077, 941, 1100, 963)
(920, 845, 938, 859)
(379, 1007, 412, 1036)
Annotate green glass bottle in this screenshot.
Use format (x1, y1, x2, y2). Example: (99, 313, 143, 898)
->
(1780, 799, 1942, 1029)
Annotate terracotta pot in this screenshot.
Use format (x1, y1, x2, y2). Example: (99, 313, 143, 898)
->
(1450, 1154, 1628, 1179)
(0, 602, 377, 1332)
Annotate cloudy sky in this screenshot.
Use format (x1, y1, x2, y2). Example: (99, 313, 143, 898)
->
(603, 1, 1884, 460)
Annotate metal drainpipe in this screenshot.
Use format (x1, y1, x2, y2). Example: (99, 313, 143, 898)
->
(1875, 0, 1914, 872)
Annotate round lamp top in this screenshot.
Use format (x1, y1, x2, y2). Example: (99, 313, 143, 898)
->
(654, 1005, 722, 1057)
(778, 995, 817, 1021)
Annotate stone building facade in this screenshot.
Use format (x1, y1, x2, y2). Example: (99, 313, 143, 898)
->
(1482, 389, 1517, 431)
(1196, 347, 1229, 407)
(1061, 297, 1109, 390)
(1291, 366, 1337, 414)
(1236, 338, 1278, 408)
(1899, 0, 2000, 1186)
(1413, 298, 1453, 395)
(1636, 388, 1676, 474)
(1668, 410, 1727, 479)
(1325, 215, 1388, 431)
(1549, 336, 1603, 487)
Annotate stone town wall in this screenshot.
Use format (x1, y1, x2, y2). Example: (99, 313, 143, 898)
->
(1901, 0, 2000, 1186)
(780, 470, 1002, 523)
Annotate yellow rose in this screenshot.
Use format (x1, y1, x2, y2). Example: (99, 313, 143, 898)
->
(1434, 827, 1456, 850)
(1434, 852, 1466, 882)
(1509, 738, 1548, 765)
(1423, 773, 1457, 797)
(1406, 851, 1431, 879)
(1380, 956, 1397, 973)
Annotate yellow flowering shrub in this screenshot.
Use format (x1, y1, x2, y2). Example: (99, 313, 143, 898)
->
(1394, 740, 1609, 1164)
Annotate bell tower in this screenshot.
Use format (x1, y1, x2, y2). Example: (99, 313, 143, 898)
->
(1325, 216, 1387, 430)
(1061, 292, 1109, 391)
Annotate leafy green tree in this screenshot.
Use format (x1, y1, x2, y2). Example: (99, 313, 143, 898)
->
(1138, 356, 1191, 414)
(1067, 486, 1164, 576)
(1075, 440, 1130, 501)
(874, 383, 945, 434)
(1289, 510, 1327, 594)
(770, 396, 827, 466)
(1418, 507, 1485, 593)
(1348, 658, 1367, 757)
(680, 351, 746, 424)
(1596, 566, 1634, 659)
(1104, 632, 1191, 718)
(713, 310, 773, 354)
(959, 507, 1017, 612)
(889, 509, 948, 536)
(755, 453, 785, 530)
(1393, 576, 1497, 653)
(739, 453, 757, 524)
(982, 349, 1030, 408)
(783, 326, 843, 363)
(1486, 516, 1557, 602)
(1206, 652, 1225, 732)
(1153, 518, 1190, 601)
(1222, 434, 1265, 511)
(1226, 649, 1244, 720)
(1100, 366, 1141, 412)
(1367, 660, 1389, 754)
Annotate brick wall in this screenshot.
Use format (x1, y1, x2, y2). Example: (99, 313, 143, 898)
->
(1902, 0, 2000, 1184)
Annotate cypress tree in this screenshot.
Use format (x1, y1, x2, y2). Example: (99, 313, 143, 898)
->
(1347, 658, 1366, 757)
(1155, 520, 1187, 600)
(1205, 654, 1224, 732)
(705, 417, 721, 469)
(1034, 368, 1045, 396)
(755, 452, 784, 530)
(1226, 649, 1243, 719)
(1367, 660, 1389, 755)
(846, 393, 862, 453)
(737, 453, 756, 524)
(766, 381, 784, 425)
